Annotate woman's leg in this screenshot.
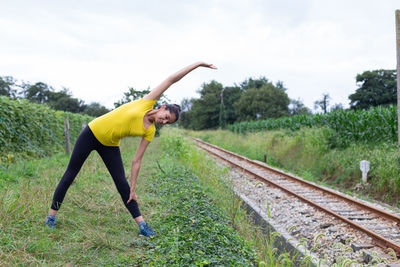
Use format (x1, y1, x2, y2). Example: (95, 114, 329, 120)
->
(97, 146, 142, 221)
(50, 127, 96, 212)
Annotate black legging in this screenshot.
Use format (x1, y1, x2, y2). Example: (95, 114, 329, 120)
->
(51, 126, 141, 218)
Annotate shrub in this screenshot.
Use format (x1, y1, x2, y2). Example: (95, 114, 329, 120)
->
(0, 96, 93, 164)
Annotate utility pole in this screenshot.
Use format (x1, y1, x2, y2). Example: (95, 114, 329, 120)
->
(219, 88, 225, 129)
(396, 10, 400, 161)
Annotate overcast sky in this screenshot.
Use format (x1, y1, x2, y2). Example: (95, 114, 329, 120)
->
(0, 0, 399, 110)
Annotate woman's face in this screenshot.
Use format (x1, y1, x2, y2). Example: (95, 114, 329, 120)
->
(155, 107, 176, 125)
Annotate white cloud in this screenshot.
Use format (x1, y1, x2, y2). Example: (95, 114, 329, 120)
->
(0, 0, 398, 110)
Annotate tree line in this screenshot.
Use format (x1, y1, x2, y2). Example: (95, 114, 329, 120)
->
(179, 69, 397, 130)
(0, 76, 172, 118)
(0, 76, 109, 117)
(1, 68, 396, 126)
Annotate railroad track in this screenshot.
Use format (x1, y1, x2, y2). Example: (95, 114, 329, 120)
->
(193, 138, 400, 256)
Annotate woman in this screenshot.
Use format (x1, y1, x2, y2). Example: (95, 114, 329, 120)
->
(45, 62, 217, 237)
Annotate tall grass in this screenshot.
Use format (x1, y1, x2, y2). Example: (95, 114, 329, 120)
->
(227, 105, 397, 147)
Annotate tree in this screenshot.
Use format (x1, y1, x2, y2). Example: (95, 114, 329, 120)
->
(314, 93, 330, 114)
(47, 88, 86, 113)
(0, 76, 17, 98)
(220, 86, 242, 125)
(2, 76, 109, 115)
(179, 78, 292, 129)
(179, 83, 243, 130)
(22, 82, 52, 104)
(21, 82, 87, 113)
(349, 69, 397, 110)
(330, 103, 344, 111)
(179, 98, 194, 129)
(114, 87, 169, 109)
(83, 102, 110, 117)
(234, 83, 290, 121)
(240, 77, 270, 91)
(289, 98, 312, 116)
(187, 81, 223, 130)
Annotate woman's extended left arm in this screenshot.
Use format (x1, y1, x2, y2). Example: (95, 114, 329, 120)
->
(127, 138, 150, 204)
(143, 61, 217, 101)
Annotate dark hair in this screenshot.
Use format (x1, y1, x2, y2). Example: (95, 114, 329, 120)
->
(165, 104, 181, 122)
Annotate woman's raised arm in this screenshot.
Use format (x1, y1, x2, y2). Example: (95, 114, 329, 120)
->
(143, 62, 217, 101)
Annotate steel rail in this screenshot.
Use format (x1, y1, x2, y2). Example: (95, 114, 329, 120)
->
(193, 138, 400, 255)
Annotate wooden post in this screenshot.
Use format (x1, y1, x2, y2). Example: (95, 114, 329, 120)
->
(64, 118, 70, 155)
(264, 154, 267, 163)
(396, 10, 400, 161)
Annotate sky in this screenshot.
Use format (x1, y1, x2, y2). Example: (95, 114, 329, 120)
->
(0, 0, 399, 110)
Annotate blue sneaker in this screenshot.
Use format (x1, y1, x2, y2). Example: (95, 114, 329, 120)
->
(45, 215, 56, 229)
(139, 222, 156, 237)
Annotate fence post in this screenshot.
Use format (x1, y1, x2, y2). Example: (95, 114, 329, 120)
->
(64, 118, 70, 155)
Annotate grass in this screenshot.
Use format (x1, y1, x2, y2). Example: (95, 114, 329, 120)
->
(0, 137, 157, 265)
(186, 128, 400, 207)
(0, 132, 264, 266)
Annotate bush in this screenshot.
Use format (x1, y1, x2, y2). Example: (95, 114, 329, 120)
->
(0, 96, 93, 164)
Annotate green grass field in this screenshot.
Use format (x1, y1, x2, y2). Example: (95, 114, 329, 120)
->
(0, 137, 158, 265)
(0, 134, 262, 266)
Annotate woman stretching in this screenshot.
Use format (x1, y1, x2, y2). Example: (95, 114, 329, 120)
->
(45, 62, 217, 236)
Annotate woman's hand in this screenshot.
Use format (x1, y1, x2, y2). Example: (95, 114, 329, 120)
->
(127, 190, 139, 205)
(198, 62, 218, 69)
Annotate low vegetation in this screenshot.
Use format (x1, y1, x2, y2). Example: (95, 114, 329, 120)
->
(227, 105, 397, 147)
(188, 127, 400, 206)
(0, 133, 272, 266)
(1, 138, 153, 265)
(142, 161, 256, 265)
(0, 96, 92, 164)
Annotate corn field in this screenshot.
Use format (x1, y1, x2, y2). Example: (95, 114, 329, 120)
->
(227, 105, 398, 146)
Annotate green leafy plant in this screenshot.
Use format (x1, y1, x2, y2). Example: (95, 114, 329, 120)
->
(0, 96, 92, 165)
(227, 105, 398, 147)
(144, 160, 257, 266)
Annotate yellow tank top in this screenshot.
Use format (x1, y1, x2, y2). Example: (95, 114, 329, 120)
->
(88, 98, 157, 146)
